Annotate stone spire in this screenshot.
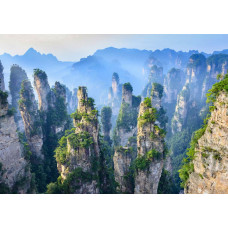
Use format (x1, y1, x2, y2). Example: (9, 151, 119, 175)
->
(19, 80, 43, 159)
(33, 69, 50, 112)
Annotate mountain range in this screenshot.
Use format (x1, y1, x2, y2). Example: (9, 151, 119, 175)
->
(0, 47, 227, 103)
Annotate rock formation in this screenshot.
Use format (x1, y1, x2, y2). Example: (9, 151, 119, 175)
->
(142, 65, 164, 98)
(184, 87, 228, 193)
(163, 68, 186, 104)
(108, 73, 122, 123)
(201, 54, 228, 101)
(186, 54, 207, 103)
(113, 83, 140, 147)
(9, 64, 28, 131)
(134, 84, 167, 194)
(66, 87, 78, 114)
(0, 82, 31, 193)
(101, 106, 112, 145)
(55, 86, 100, 193)
(171, 84, 190, 134)
(113, 83, 140, 193)
(19, 80, 43, 159)
(0, 61, 5, 91)
(113, 145, 136, 193)
(33, 69, 50, 112)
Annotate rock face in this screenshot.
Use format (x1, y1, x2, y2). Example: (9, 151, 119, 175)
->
(163, 68, 186, 104)
(171, 84, 190, 133)
(113, 83, 140, 193)
(134, 88, 166, 194)
(202, 54, 228, 101)
(142, 65, 164, 98)
(0, 61, 5, 91)
(101, 106, 112, 144)
(66, 87, 78, 114)
(57, 87, 100, 193)
(113, 83, 140, 147)
(185, 91, 228, 194)
(122, 83, 133, 105)
(34, 70, 68, 135)
(34, 69, 50, 112)
(0, 87, 31, 193)
(108, 73, 122, 117)
(186, 54, 207, 102)
(19, 80, 43, 159)
(113, 145, 136, 193)
(9, 64, 28, 131)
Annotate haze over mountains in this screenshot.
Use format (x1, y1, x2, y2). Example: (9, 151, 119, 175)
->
(1, 47, 227, 103)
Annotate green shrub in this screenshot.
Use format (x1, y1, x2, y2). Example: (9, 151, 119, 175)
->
(123, 82, 133, 92)
(143, 97, 152, 108)
(33, 69, 47, 80)
(68, 131, 93, 149)
(0, 90, 8, 104)
(138, 107, 157, 127)
(134, 149, 162, 171)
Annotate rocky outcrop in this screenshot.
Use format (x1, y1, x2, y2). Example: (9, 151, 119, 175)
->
(108, 72, 122, 118)
(34, 70, 68, 135)
(163, 68, 186, 104)
(201, 54, 228, 101)
(134, 89, 166, 194)
(0, 87, 31, 193)
(34, 69, 50, 112)
(101, 106, 112, 144)
(19, 80, 43, 159)
(9, 64, 28, 131)
(142, 65, 164, 98)
(185, 91, 228, 193)
(56, 86, 100, 193)
(113, 83, 141, 193)
(0, 61, 5, 91)
(171, 84, 190, 134)
(66, 87, 78, 114)
(113, 83, 140, 147)
(113, 145, 136, 193)
(186, 54, 207, 102)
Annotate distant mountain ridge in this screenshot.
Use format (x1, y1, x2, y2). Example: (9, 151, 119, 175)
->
(0, 47, 227, 103)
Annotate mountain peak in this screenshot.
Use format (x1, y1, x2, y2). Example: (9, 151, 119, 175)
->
(24, 47, 39, 55)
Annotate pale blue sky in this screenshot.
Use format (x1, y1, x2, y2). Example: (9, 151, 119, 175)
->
(0, 34, 227, 61)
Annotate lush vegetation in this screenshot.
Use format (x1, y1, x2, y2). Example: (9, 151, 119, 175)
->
(206, 72, 228, 103)
(158, 169, 174, 194)
(123, 82, 133, 92)
(101, 106, 112, 144)
(132, 95, 141, 108)
(138, 99, 157, 127)
(0, 90, 8, 104)
(115, 102, 138, 132)
(143, 97, 152, 108)
(179, 72, 228, 188)
(151, 83, 163, 99)
(134, 149, 162, 171)
(33, 69, 47, 80)
(206, 54, 228, 67)
(187, 54, 206, 68)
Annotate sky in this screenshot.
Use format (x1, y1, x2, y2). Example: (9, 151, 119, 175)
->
(0, 34, 227, 62)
